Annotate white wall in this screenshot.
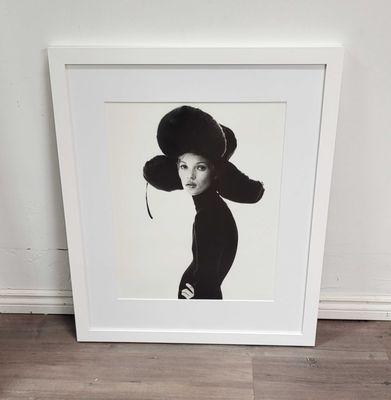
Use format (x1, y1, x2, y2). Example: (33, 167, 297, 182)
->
(1, 0, 390, 319)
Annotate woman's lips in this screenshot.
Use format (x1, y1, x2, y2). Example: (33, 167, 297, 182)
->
(186, 183, 196, 188)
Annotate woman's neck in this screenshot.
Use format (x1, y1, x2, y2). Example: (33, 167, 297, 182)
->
(192, 185, 219, 212)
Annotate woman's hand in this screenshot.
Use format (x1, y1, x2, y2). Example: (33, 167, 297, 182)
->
(181, 283, 195, 299)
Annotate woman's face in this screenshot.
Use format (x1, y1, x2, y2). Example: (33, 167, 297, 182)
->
(178, 153, 214, 196)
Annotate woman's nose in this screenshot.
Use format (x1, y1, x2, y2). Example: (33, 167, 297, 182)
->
(190, 169, 196, 180)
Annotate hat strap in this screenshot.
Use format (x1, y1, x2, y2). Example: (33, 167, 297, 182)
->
(145, 182, 153, 219)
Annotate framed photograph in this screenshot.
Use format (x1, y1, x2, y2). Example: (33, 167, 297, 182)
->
(48, 47, 343, 345)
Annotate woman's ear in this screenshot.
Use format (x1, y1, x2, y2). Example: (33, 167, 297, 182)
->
(211, 164, 219, 180)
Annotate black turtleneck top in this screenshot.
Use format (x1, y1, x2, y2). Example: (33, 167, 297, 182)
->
(178, 186, 238, 299)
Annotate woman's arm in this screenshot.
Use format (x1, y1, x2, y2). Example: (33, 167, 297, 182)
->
(192, 211, 224, 299)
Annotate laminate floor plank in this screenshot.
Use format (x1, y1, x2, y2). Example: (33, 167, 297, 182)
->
(314, 320, 390, 352)
(247, 320, 390, 363)
(246, 346, 388, 361)
(0, 314, 76, 344)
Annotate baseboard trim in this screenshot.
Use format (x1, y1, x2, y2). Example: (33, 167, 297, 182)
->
(318, 295, 391, 320)
(1, 290, 390, 320)
(0, 289, 74, 314)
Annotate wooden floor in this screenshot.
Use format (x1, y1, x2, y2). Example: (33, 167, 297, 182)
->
(0, 315, 390, 399)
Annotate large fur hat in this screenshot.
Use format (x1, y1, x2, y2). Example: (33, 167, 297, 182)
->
(157, 105, 236, 161)
(143, 105, 264, 204)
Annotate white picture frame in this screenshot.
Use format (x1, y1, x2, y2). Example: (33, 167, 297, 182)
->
(48, 47, 343, 345)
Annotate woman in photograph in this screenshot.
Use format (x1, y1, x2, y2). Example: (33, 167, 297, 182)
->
(143, 106, 264, 300)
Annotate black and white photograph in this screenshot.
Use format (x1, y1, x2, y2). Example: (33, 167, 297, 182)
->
(107, 102, 285, 300)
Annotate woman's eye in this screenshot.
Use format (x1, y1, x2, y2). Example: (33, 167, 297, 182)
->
(179, 164, 187, 170)
(197, 165, 207, 171)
